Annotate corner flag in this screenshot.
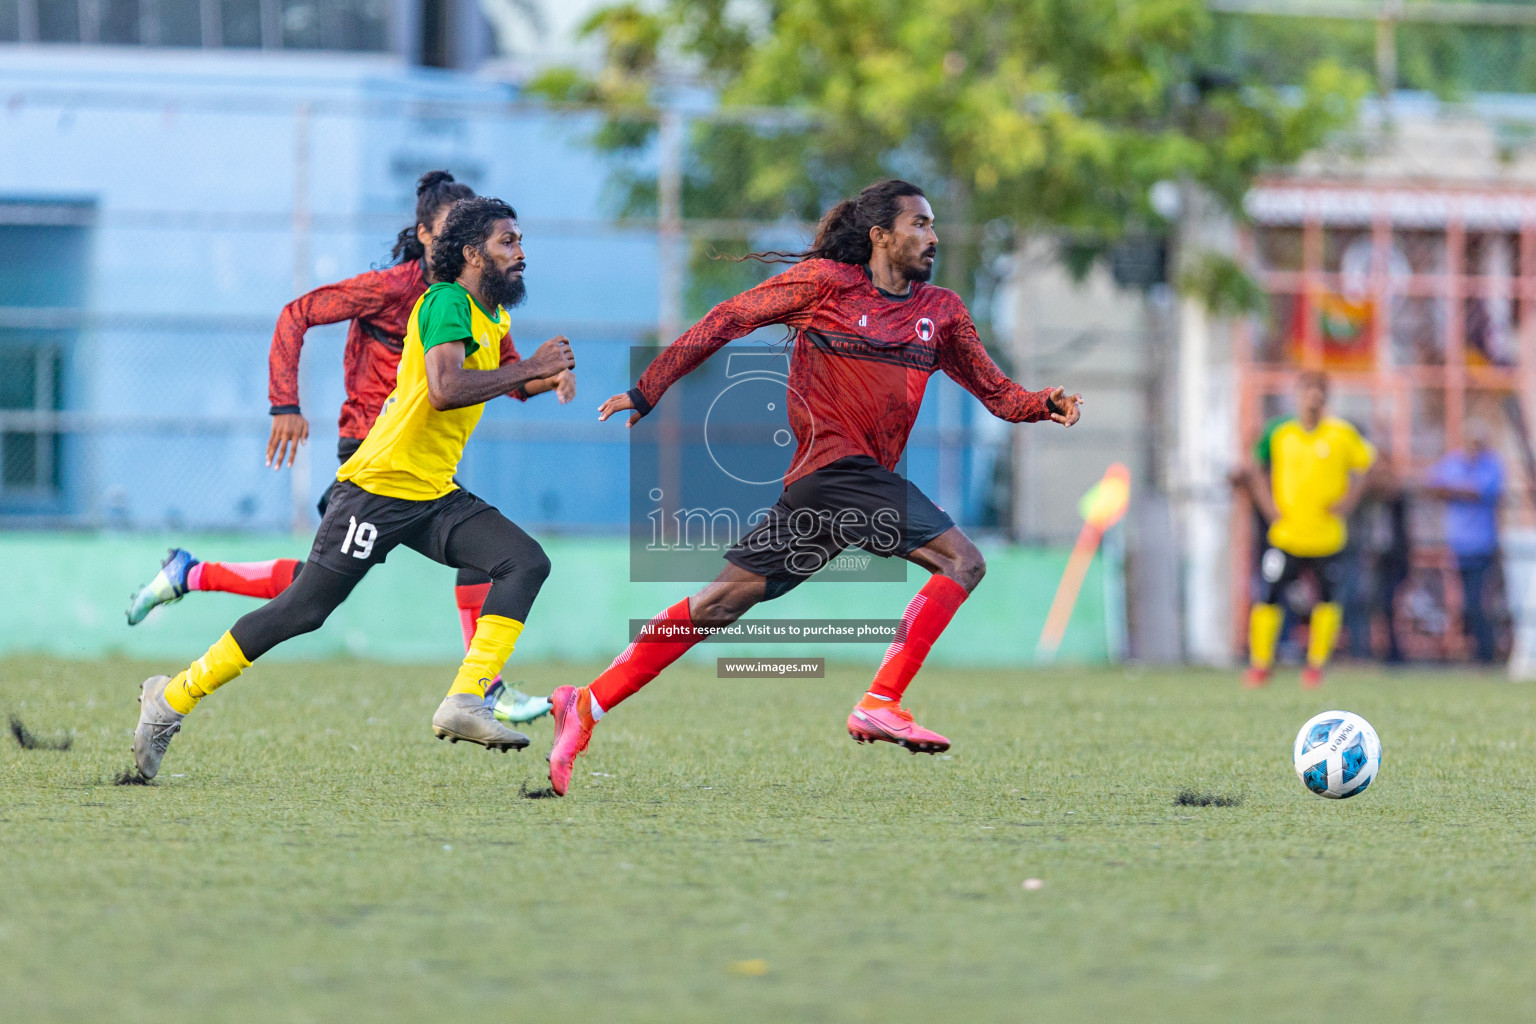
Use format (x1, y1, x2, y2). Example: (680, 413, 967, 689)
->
(1036, 463, 1131, 663)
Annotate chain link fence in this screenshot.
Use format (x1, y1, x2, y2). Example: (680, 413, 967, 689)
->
(0, 84, 1041, 537)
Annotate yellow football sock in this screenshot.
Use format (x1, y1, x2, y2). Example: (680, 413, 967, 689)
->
(1307, 602, 1342, 669)
(163, 631, 252, 715)
(447, 614, 525, 698)
(1249, 603, 1283, 670)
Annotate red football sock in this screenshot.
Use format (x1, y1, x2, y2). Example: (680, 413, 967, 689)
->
(454, 583, 492, 651)
(866, 574, 969, 703)
(187, 559, 301, 600)
(589, 598, 702, 714)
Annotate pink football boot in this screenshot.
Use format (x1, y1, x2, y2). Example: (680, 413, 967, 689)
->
(547, 685, 596, 796)
(847, 701, 950, 754)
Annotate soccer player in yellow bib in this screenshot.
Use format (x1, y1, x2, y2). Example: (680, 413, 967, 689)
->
(1244, 370, 1375, 690)
(130, 197, 577, 780)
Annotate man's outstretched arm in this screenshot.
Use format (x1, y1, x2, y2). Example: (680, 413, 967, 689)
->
(939, 314, 1082, 426)
(599, 267, 823, 428)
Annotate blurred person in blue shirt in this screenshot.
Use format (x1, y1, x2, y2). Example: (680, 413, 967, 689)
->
(1425, 419, 1505, 663)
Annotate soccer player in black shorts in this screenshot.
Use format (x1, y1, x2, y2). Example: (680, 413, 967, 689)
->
(130, 197, 577, 780)
(1243, 372, 1374, 689)
(543, 179, 1082, 796)
(122, 172, 563, 724)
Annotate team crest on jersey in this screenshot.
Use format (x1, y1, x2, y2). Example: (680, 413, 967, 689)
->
(915, 317, 935, 342)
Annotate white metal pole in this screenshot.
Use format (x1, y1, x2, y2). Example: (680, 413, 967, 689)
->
(1009, 237, 1046, 542)
(1177, 293, 1231, 664)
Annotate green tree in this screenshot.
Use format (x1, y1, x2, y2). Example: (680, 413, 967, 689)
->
(535, 0, 1367, 316)
(1211, 12, 1536, 100)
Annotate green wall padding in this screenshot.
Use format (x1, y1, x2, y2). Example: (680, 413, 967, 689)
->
(0, 533, 1112, 667)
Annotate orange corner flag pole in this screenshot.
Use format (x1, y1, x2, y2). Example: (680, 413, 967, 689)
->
(1036, 463, 1130, 663)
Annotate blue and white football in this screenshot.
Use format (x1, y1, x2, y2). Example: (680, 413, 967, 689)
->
(1292, 710, 1381, 799)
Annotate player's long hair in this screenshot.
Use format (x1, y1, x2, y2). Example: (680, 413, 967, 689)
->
(390, 171, 476, 266)
(431, 197, 519, 283)
(731, 179, 927, 265)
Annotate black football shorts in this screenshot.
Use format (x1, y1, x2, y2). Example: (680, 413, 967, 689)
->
(724, 455, 955, 600)
(1259, 546, 1343, 605)
(308, 480, 495, 578)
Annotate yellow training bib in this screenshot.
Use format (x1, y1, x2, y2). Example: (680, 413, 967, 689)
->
(338, 282, 507, 501)
(1257, 416, 1375, 557)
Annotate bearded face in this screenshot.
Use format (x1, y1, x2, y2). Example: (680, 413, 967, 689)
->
(886, 195, 938, 283)
(479, 246, 528, 310)
(903, 240, 937, 283)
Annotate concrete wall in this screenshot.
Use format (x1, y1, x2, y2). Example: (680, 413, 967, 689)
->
(996, 238, 1161, 546)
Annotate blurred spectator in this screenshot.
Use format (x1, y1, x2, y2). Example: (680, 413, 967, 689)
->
(1424, 420, 1505, 663)
(1341, 487, 1373, 659)
(1361, 461, 1413, 664)
(1342, 443, 1415, 664)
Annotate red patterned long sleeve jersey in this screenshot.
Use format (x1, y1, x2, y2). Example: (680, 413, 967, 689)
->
(630, 258, 1057, 486)
(268, 260, 528, 439)
(268, 260, 429, 440)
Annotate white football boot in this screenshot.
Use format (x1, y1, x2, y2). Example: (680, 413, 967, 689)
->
(132, 674, 184, 779)
(431, 694, 529, 751)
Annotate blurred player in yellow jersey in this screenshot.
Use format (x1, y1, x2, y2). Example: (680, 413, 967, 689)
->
(1244, 371, 1375, 689)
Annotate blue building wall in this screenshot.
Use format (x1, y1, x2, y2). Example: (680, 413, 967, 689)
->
(0, 46, 1001, 535)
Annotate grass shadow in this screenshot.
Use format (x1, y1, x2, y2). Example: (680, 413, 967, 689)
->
(1173, 789, 1242, 807)
(10, 715, 73, 752)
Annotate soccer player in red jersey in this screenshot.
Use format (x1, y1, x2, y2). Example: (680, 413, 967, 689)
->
(544, 179, 1082, 795)
(124, 171, 569, 719)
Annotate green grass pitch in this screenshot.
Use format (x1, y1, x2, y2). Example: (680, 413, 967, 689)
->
(2, 656, 1534, 1022)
